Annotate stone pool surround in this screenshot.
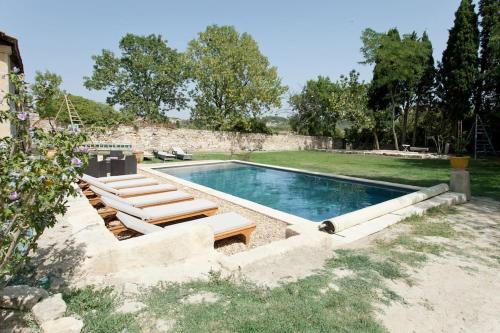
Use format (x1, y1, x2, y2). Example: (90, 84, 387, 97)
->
(59, 161, 466, 288)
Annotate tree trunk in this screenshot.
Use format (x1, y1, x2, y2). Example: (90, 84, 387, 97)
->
(402, 106, 409, 145)
(392, 108, 399, 150)
(412, 105, 421, 146)
(372, 129, 380, 150)
(390, 93, 399, 150)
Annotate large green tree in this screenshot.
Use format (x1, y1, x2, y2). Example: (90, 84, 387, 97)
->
(84, 34, 187, 121)
(477, 0, 499, 114)
(413, 32, 436, 146)
(289, 76, 340, 138)
(289, 71, 376, 147)
(361, 28, 430, 149)
(186, 25, 287, 132)
(439, 0, 479, 123)
(31, 70, 63, 118)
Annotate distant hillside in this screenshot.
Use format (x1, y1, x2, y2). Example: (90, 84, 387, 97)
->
(262, 116, 291, 133)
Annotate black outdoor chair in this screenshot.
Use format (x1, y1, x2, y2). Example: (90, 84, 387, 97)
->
(97, 160, 110, 177)
(110, 159, 126, 176)
(84, 155, 99, 177)
(109, 150, 124, 159)
(124, 155, 137, 174)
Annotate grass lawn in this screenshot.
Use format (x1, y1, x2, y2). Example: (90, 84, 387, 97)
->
(176, 150, 499, 200)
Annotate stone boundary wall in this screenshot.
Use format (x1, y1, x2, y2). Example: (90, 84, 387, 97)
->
(37, 120, 333, 152)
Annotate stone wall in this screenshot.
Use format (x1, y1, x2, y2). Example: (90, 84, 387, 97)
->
(80, 123, 332, 152)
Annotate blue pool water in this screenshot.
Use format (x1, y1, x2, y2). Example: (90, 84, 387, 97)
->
(159, 162, 414, 222)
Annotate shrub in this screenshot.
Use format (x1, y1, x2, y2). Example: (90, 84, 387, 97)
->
(0, 74, 88, 285)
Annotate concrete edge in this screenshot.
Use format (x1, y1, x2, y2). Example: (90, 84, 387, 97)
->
(330, 191, 467, 245)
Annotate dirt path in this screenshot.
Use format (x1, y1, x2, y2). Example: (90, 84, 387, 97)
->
(371, 198, 500, 333)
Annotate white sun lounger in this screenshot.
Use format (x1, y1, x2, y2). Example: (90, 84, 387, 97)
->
(172, 147, 193, 160)
(101, 196, 218, 234)
(98, 174, 147, 183)
(82, 174, 176, 197)
(90, 185, 193, 208)
(156, 150, 175, 161)
(82, 174, 158, 189)
(116, 211, 257, 245)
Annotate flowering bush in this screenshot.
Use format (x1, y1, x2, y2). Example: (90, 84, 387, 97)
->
(0, 74, 88, 285)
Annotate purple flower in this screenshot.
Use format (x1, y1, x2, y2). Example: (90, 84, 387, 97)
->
(17, 112, 28, 121)
(74, 146, 90, 153)
(70, 157, 82, 167)
(8, 191, 20, 201)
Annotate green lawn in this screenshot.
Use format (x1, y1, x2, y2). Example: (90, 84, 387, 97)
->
(184, 151, 499, 200)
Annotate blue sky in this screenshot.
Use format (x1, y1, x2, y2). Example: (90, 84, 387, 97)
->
(1, 0, 462, 119)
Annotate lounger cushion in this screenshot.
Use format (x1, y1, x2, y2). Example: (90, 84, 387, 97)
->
(115, 184, 177, 196)
(101, 196, 150, 219)
(81, 174, 119, 194)
(142, 199, 218, 220)
(90, 185, 193, 207)
(195, 212, 253, 234)
(125, 191, 192, 207)
(98, 174, 146, 183)
(116, 211, 254, 237)
(158, 151, 175, 157)
(161, 212, 253, 235)
(172, 147, 192, 156)
(116, 212, 163, 234)
(103, 197, 217, 221)
(106, 178, 158, 189)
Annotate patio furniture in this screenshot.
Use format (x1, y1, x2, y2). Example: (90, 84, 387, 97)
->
(117, 211, 257, 245)
(101, 196, 218, 234)
(172, 147, 193, 160)
(110, 159, 126, 176)
(97, 177, 158, 189)
(85, 155, 99, 177)
(89, 185, 193, 208)
(97, 174, 146, 183)
(154, 150, 175, 161)
(81, 174, 176, 197)
(97, 160, 110, 177)
(402, 144, 410, 152)
(109, 150, 124, 159)
(124, 155, 137, 174)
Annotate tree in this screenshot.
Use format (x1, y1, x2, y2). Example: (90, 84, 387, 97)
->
(413, 32, 435, 146)
(31, 70, 62, 118)
(186, 25, 287, 132)
(289, 76, 340, 138)
(289, 71, 376, 147)
(31, 70, 125, 126)
(476, 0, 499, 115)
(440, 0, 479, 124)
(336, 71, 379, 149)
(362, 28, 429, 149)
(84, 34, 187, 121)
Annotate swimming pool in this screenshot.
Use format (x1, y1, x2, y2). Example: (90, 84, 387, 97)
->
(158, 162, 415, 222)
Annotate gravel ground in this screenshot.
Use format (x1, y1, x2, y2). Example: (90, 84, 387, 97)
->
(139, 169, 288, 255)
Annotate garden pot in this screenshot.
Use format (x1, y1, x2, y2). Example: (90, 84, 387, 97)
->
(450, 156, 470, 170)
(133, 151, 144, 163)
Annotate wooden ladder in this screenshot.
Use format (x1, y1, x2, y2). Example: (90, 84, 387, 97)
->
(54, 94, 84, 131)
(468, 114, 496, 159)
